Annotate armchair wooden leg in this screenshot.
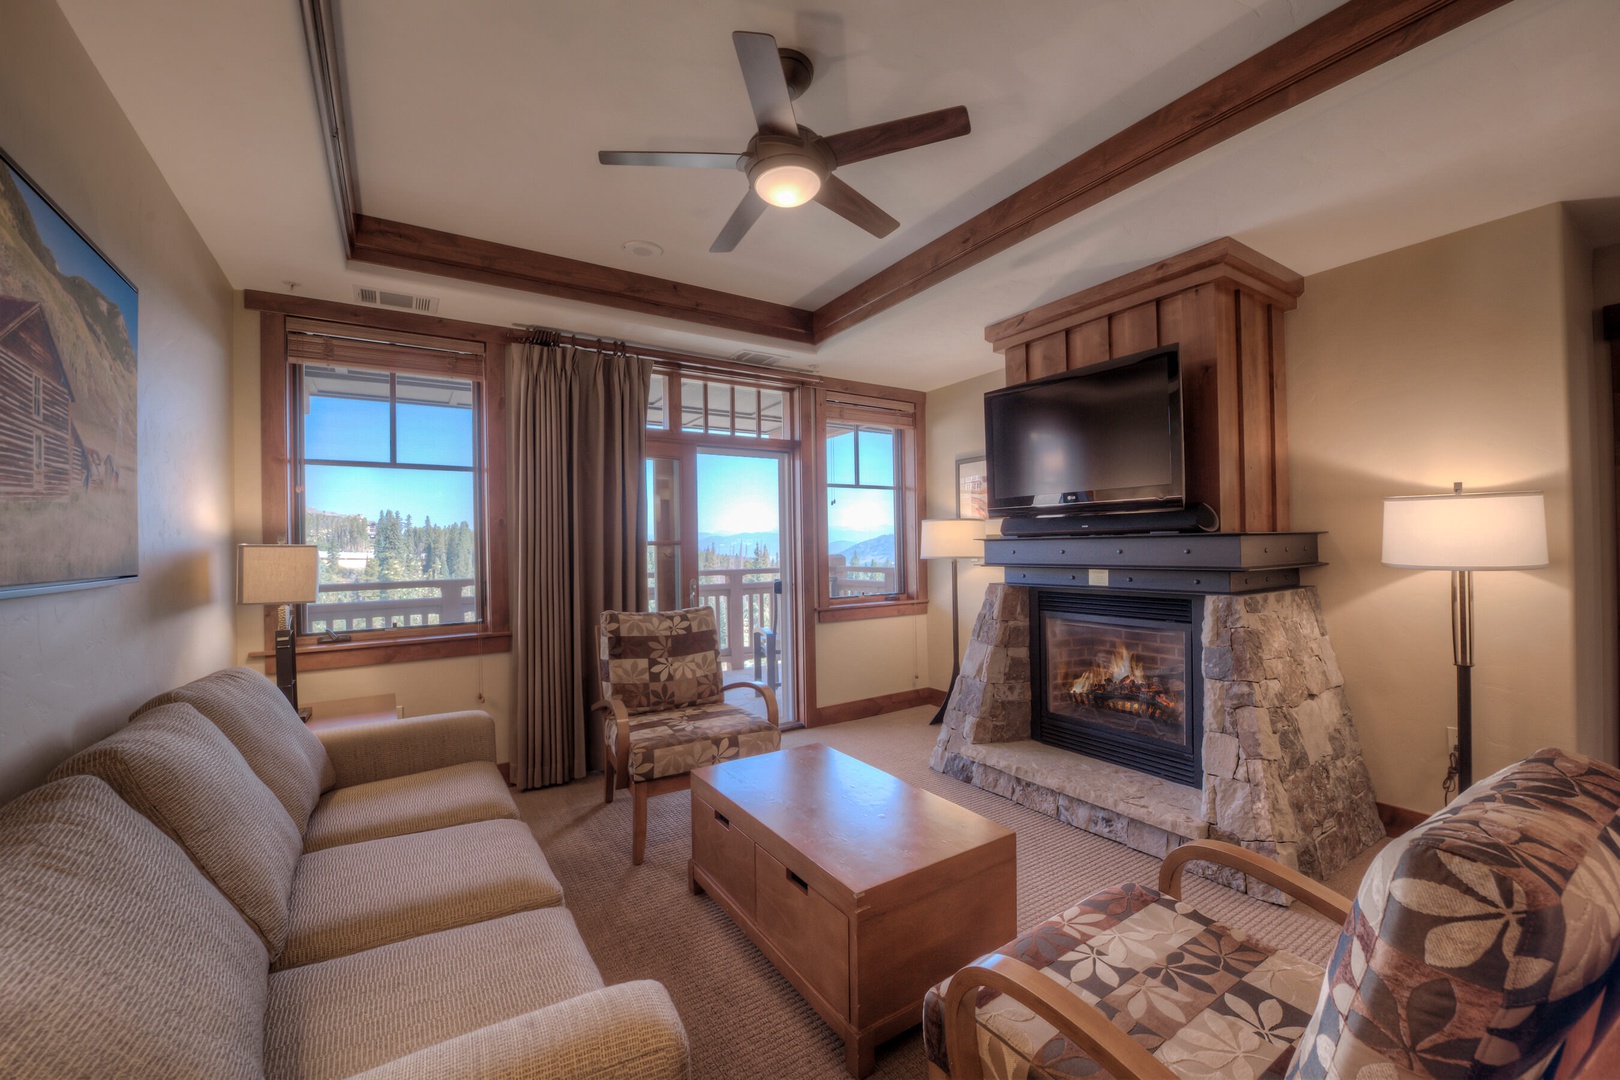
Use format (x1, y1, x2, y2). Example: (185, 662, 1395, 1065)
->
(603, 758, 615, 804)
(632, 780, 648, 865)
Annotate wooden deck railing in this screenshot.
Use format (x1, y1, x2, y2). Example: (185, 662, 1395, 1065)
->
(307, 578, 476, 633)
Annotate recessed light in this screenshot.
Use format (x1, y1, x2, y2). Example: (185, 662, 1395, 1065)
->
(622, 240, 664, 258)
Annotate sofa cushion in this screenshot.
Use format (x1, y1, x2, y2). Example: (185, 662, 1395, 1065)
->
(302, 759, 517, 852)
(1289, 747, 1620, 1080)
(50, 701, 302, 957)
(277, 817, 564, 970)
(599, 607, 723, 714)
(0, 775, 268, 1079)
(616, 700, 780, 782)
(922, 882, 1325, 1079)
(135, 666, 336, 832)
(266, 906, 604, 1080)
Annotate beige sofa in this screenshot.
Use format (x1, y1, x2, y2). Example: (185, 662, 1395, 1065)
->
(0, 667, 689, 1079)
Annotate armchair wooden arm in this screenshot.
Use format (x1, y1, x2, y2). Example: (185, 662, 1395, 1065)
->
(591, 697, 632, 798)
(1159, 839, 1353, 925)
(725, 680, 780, 728)
(943, 953, 1175, 1080)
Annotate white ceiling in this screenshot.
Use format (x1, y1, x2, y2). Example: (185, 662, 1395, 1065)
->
(56, 0, 1620, 390)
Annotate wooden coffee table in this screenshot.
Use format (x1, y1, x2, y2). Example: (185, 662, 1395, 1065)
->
(688, 743, 1016, 1077)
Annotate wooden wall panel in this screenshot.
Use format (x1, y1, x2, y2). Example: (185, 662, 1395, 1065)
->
(1237, 292, 1275, 531)
(1004, 343, 1028, 385)
(1027, 331, 1067, 379)
(1212, 284, 1245, 530)
(1160, 287, 1223, 524)
(1269, 306, 1291, 531)
(1109, 302, 1158, 356)
(1066, 319, 1110, 370)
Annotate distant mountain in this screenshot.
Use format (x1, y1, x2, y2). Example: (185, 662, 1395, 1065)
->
(827, 526, 887, 547)
(697, 531, 780, 559)
(839, 534, 895, 566)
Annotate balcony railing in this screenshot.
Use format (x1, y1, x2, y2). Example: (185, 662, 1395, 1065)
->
(693, 568, 779, 672)
(306, 578, 476, 634)
(829, 558, 899, 599)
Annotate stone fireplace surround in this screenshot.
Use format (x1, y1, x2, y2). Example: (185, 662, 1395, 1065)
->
(931, 582, 1386, 903)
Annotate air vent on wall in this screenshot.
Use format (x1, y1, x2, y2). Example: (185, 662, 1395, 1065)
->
(732, 350, 790, 368)
(353, 285, 439, 314)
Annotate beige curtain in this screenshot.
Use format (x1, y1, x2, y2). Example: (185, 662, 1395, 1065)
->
(509, 341, 650, 788)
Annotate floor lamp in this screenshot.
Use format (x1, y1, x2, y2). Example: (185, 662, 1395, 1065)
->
(921, 518, 986, 726)
(237, 543, 320, 712)
(1381, 484, 1547, 792)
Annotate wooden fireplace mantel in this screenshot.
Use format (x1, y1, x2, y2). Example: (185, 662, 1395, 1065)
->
(985, 237, 1303, 533)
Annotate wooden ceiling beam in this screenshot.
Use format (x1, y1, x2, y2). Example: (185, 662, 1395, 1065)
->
(349, 215, 816, 344)
(810, 0, 1516, 341)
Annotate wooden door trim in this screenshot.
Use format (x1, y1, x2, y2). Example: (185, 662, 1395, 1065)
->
(299, 0, 1510, 346)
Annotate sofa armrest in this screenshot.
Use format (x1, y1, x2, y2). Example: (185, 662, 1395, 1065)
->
(316, 711, 498, 788)
(347, 981, 689, 1080)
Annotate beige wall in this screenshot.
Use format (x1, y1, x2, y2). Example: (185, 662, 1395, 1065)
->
(0, 0, 236, 803)
(228, 305, 515, 762)
(923, 369, 1006, 694)
(1287, 203, 1615, 814)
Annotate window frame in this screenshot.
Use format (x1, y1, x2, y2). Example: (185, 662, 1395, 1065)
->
(811, 379, 927, 622)
(258, 306, 511, 672)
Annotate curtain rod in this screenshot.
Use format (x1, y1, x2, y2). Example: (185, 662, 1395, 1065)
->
(509, 323, 820, 385)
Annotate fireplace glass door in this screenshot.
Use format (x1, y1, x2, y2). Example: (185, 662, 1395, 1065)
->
(1032, 591, 1202, 786)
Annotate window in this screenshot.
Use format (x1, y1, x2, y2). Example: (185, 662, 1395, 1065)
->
(257, 307, 510, 670)
(813, 383, 926, 620)
(295, 365, 480, 635)
(648, 369, 789, 440)
(33, 432, 43, 470)
(31, 374, 42, 419)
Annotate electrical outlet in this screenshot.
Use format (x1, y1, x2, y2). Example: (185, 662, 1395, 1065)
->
(1446, 725, 1458, 750)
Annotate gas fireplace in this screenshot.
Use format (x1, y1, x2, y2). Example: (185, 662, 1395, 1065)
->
(1032, 591, 1202, 786)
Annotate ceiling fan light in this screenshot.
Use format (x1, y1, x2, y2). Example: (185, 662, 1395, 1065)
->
(753, 162, 822, 208)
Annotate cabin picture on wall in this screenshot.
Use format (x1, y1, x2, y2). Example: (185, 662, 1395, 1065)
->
(0, 149, 138, 598)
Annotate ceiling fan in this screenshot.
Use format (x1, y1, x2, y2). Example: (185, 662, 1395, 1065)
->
(598, 31, 971, 253)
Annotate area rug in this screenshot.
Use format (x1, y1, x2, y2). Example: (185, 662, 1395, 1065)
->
(513, 707, 1353, 1080)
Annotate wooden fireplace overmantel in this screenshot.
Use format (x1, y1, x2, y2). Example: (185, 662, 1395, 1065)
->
(985, 237, 1303, 534)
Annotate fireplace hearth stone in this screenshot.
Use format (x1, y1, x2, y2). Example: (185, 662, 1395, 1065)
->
(932, 582, 1385, 903)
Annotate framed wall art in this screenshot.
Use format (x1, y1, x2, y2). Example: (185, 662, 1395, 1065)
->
(956, 454, 987, 520)
(0, 146, 138, 598)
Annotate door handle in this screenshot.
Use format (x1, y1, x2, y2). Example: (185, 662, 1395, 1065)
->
(688, 579, 699, 606)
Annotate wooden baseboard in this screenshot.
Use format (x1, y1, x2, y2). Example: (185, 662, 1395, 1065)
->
(811, 687, 947, 728)
(1376, 801, 1427, 837)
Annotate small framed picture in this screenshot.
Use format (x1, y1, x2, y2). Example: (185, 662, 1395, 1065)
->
(957, 455, 988, 520)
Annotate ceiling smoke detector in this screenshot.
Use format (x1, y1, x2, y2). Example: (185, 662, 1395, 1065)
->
(353, 285, 439, 314)
(622, 240, 664, 258)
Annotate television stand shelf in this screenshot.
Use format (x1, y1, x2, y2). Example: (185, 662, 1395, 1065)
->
(984, 531, 1322, 595)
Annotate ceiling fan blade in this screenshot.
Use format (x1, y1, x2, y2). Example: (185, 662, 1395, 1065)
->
(823, 106, 971, 168)
(598, 151, 742, 169)
(711, 190, 769, 253)
(813, 175, 899, 239)
(732, 31, 798, 137)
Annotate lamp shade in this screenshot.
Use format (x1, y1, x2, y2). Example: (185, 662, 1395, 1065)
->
(920, 518, 986, 560)
(1382, 490, 1548, 570)
(236, 544, 319, 604)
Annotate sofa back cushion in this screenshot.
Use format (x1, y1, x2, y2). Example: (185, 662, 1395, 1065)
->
(51, 701, 302, 958)
(0, 775, 268, 1078)
(598, 607, 723, 715)
(134, 666, 335, 831)
(1289, 747, 1620, 1080)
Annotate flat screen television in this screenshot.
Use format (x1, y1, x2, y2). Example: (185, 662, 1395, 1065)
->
(984, 344, 1183, 518)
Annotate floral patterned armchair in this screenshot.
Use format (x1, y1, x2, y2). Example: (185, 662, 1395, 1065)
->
(928, 747, 1620, 1080)
(594, 606, 780, 864)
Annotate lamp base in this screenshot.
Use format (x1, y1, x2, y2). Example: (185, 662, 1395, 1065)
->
(274, 626, 298, 711)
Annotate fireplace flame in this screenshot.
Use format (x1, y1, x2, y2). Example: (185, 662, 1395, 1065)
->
(1068, 645, 1179, 721)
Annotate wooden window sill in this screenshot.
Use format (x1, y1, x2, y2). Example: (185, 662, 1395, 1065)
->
(816, 600, 928, 623)
(250, 630, 512, 673)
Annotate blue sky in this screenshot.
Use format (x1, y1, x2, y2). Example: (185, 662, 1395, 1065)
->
(303, 395, 475, 526)
(696, 452, 779, 535)
(8, 162, 138, 344)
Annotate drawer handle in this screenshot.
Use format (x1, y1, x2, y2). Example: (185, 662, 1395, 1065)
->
(714, 810, 731, 830)
(786, 869, 810, 894)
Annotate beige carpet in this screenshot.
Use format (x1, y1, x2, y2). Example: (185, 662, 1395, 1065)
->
(513, 708, 1359, 1079)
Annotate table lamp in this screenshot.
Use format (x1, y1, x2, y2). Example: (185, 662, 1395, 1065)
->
(1382, 483, 1547, 790)
(921, 518, 986, 725)
(237, 543, 319, 710)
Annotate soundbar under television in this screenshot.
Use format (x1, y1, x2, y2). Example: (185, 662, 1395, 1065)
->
(985, 344, 1189, 529)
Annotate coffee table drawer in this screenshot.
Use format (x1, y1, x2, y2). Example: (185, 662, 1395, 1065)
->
(756, 848, 849, 1017)
(693, 794, 755, 915)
